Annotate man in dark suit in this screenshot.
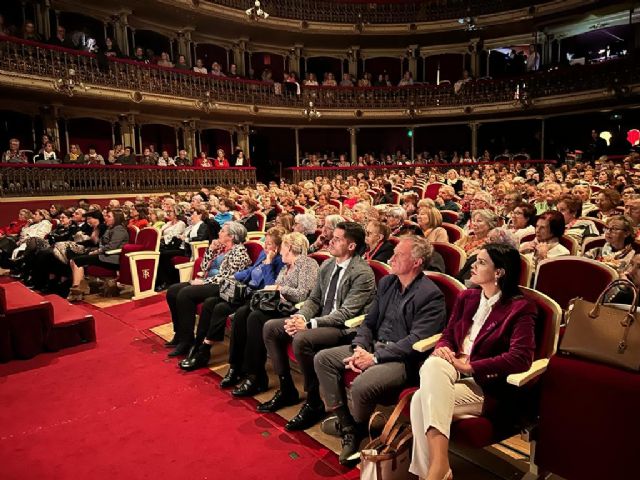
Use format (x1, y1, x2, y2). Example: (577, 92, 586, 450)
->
(260, 222, 376, 430)
(314, 235, 447, 465)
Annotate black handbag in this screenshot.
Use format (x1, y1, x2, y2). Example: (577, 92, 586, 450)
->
(219, 277, 248, 304)
(250, 289, 297, 316)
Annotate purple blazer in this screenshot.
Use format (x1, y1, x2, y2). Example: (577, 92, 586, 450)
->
(436, 288, 536, 391)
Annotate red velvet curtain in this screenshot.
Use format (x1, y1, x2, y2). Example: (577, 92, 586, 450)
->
(251, 52, 285, 82)
(67, 118, 113, 159)
(140, 124, 176, 156)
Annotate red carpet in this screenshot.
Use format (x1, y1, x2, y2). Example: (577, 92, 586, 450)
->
(0, 296, 358, 480)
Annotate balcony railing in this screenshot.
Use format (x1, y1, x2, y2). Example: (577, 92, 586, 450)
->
(285, 160, 556, 183)
(0, 164, 256, 197)
(0, 35, 638, 112)
(210, 0, 540, 24)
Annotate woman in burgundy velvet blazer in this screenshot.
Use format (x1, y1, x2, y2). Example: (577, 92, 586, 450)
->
(410, 243, 536, 480)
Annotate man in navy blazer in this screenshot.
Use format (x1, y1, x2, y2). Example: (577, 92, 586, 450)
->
(314, 235, 447, 465)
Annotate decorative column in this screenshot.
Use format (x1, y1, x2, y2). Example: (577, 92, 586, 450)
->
(182, 120, 197, 162)
(294, 128, 300, 166)
(111, 11, 130, 56)
(348, 127, 357, 164)
(236, 124, 251, 160)
(39, 105, 61, 150)
(469, 38, 481, 77)
(287, 45, 303, 76)
(35, 0, 51, 41)
(176, 30, 194, 66)
(540, 118, 546, 160)
(407, 45, 418, 79)
(119, 114, 137, 151)
(233, 39, 248, 76)
(469, 121, 479, 159)
(347, 46, 359, 77)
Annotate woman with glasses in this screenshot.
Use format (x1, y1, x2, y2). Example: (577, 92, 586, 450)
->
(556, 194, 599, 247)
(584, 215, 637, 274)
(508, 202, 536, 243)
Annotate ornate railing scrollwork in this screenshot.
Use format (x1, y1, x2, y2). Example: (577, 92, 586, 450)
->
(0, 164, 256, 197)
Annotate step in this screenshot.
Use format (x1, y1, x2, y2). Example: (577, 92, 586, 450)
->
(43, 294, 96, 351)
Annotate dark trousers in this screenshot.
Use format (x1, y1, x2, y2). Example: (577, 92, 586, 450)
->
(73, 253, 119, 270)
(194, 296, 250, 344)
(166, 282, 219, 342)
(157, 249, 185, 286)
(228, 307, 286, 377)
(263, 318, 354, 399)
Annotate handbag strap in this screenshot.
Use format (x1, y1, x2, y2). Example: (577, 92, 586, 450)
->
(378, 393, 412, 445)
(590, 279, 639, 318)
(367, 411, 388, 441)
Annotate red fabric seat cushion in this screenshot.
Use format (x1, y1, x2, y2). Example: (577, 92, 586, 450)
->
(171, 255, 190, 266)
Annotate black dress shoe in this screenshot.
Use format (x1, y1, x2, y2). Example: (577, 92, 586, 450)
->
(285, 402, 326, 431)
(232, 375, 269, 397)
(339, 430, 363, 467)
(219, 367, 242, 388)
(257, 389, 300, 413)
(178, 345, 211, 371)
(164, 336, 179, 347)
(167, 342, 192, 357)
(154, 283, 168, 292)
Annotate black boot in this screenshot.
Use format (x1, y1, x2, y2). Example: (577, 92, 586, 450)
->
(178, 344, 212, 371)
(220, 366, 242, 388)
(257, 375, 299, 413)
(232, 373, 269, 397)
(164, 335, 179, 347)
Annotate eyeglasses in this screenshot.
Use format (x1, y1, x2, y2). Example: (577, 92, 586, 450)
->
(604, 227, 626, 233)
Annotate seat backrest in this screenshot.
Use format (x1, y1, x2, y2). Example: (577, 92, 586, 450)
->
(136, 227, 160, 251)
(560, 235, 579, 256)
(292, 205, 306, 215)
(387, 236, 400, 247)
(190, 240, 210, 261)
(424, 271, 465, 319)
(425, 183, 444, 200)
(193, 255, 205, 280)
(440, 210, 460, 224)
(582, 235, 606, 255)
(431, 242, 467, 276)
(367, 260, 391, 286)
(520, 232, 536, 244)
(254, 211, 267, 232)
(579, 217, 606, 234)
(127, 225, 139, 243)
(519, 253, 533, 287)
(534, 256, 618, 310)
(244, 240, 264, 264)
(520, 287, 562, 360)
(441, 222, 465, 243)
(308, 251, 331, 266)
(328, 199, 342, 211)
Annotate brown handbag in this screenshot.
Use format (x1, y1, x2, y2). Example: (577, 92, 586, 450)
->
(360, 394, 416, 480)
(560, 279, 640, 371)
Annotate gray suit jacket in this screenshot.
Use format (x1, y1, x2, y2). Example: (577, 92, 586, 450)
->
(299, 255, 376, 328)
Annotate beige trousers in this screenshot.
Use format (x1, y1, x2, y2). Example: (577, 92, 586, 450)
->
(409, 356, 484, 478)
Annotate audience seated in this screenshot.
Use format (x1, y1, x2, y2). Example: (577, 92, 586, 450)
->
(315, 235, 446, 465)
(260, 222, 376, 432)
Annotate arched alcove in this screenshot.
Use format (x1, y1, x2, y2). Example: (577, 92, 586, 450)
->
(362, 57, 402, 84)
(304, 57, 342, 83)
(195, 44, 229, 71)
(140, 123, 177, 156)
(66, 117, 113, 158)
(200, 128, 232, 157)
(133, 29, 172, 61)
(0, 110, 35, 153)
(250, 52, 285, 82)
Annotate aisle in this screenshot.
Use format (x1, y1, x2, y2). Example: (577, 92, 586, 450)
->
(0, 296, 357, 480)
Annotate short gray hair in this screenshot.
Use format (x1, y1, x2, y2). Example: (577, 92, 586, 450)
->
(472, 209, 499, 230)
(294, 213, 317, 234)
(283, 232, 310, 256)
(324, 214, 344, 230)
(387, 206, 407, 221)
(400, 235, 433, 269)
(224, 221, 247, 244)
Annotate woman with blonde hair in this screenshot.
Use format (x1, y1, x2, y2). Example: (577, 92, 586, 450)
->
(417, 206, 448, 243)
(223, 232, 319, 396)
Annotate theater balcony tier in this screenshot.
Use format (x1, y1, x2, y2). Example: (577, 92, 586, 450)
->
(0, 164, 257, 198)
(1, 36, 639, 126)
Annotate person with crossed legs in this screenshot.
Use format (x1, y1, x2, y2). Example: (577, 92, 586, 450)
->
(260, 222, 376, 431)
(314, 235, 447, 466)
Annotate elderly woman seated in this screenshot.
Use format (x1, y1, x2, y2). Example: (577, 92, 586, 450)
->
(165, 221, 252, 357)
(507, 202, 536, 244)
(456, 209, 498, 257)
(177, 227, 285, 371)
(520, 210, 570, 268)
(556, 194, 599, 247)
(584, 215, 637, 274)
(293, 213, 318, 244)
(417, 206, 448, 244)
(222, 232, 319, 396)
(309, 214, 344, 253)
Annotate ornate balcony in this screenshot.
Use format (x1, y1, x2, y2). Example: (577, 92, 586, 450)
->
(0, 164, 256, 198)
(208, 0, 540, 24)
(0, 35, 638, 120)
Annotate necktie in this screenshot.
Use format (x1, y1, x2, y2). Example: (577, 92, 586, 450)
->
(321, 266, 342, 316)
